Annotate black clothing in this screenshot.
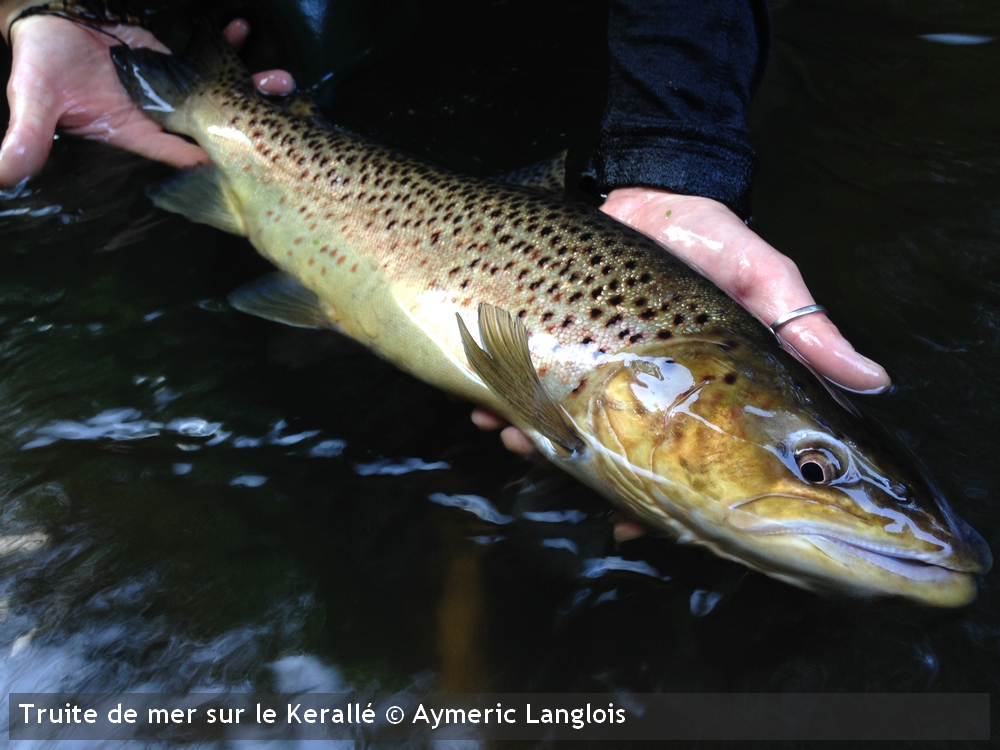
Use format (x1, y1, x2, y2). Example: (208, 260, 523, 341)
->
(594, 0, 770, 219)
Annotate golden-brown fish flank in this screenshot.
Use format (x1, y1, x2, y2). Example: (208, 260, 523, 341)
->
(112, 32, 991, 607)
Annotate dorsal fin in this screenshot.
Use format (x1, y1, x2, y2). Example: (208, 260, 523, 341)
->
(457, 303, 583, 455)
(498, 151, 567, 193)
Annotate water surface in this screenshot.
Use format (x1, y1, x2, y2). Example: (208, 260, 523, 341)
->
(1, 0, 999, 743)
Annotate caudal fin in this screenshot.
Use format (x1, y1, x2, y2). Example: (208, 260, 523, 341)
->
(110, 29, 250, 133)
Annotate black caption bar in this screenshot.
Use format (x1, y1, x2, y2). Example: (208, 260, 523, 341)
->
(8, 692, 989, 741)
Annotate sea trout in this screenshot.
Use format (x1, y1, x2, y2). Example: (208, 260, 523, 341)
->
(111, 35, 991, 606)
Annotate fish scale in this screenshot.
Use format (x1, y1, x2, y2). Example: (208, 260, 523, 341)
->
(110, 33, 992, 607)
(206, 93, 760, 394)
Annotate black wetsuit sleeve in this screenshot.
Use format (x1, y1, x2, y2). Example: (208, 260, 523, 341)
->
(594, 0, 770, 219)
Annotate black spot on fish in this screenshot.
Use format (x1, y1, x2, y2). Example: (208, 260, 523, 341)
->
(640, 309, 655, 320)
(569, 292, 583, 303)
(581, 336, 593, 344)
(696, 313, 709, 324)
(674, 314, 686, 326)
(608, 294, 624, 306)
(606, 314, 623, 327)
(657, 330, 672, 340)
(542, 312, 554, 321)
(625, 260, 637, 270)
(562, 315, 575, 327)
(725, 373, 737, 385)
(590, 255, 603, 266)
(590, 289, 602, 300)
(590, 308, 603, 319)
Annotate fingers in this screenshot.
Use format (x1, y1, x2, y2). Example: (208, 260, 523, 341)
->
(99, 110, 208, 168)
(470, 407, 508, 431)
(0, 39, 61, 186)
(222, 18, 251, 49)
(252, 70, 296, 96)
(500, 426, 536, 456)
(609, 513, 649, 542)
(470, 408, 537, 455)
(602, 188, 892, 394)
(774, 314, 891, 393)
(222, 18, 296, 95)
(0, 114, 56, 187)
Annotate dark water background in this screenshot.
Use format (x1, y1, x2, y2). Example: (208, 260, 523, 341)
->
(1, 0, 999, 744)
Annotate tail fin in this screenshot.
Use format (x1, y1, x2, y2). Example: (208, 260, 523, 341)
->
(111, 29, 250, 133)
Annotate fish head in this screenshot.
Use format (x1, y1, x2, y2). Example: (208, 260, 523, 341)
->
(569, 335, 991, 606)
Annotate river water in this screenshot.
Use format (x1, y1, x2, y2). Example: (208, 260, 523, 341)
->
(1, 0, 998, 744)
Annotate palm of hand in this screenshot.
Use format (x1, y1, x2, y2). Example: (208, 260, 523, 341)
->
(1, 16, 206, 185)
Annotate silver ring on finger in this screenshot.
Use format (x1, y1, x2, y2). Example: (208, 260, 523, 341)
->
(769, 304, 828, 336)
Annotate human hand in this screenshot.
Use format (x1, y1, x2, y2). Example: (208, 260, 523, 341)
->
(0, 13, 295, 187)
(600, 187, 892, 393)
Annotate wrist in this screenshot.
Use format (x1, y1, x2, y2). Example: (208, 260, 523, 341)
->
(2, 0, 48, 46)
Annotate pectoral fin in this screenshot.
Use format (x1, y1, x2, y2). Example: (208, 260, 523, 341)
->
(457, 303, 584, 455)
(148, 165, 246, 236)
(229, 272, 331, 329)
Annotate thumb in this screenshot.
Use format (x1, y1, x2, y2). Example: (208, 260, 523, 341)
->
(0, 59, 62, 187)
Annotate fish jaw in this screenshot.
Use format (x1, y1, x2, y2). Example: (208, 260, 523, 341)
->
(558, 336, 990, 605)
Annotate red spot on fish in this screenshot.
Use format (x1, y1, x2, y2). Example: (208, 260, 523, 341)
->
(286, 250, 293, 256)
(308, 258, 314, 266)
(266, 210, 274, 217)
(350, 264, 357, 273)
(319, 246, 328, 253)
(321, 268, 326, 275)
(337, 256, 346, 265)
(294, 237, 304, 245)
(242, 165, 251, 172)
(279, 196, 286, 205)
(309, 223, 317, 231)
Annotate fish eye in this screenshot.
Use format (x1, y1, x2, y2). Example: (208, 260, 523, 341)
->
(794, 448, 841, 485)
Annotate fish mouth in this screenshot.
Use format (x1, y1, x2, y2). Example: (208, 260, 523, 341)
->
(726, 496, 992, 582)
(805, 535, 972, 582)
